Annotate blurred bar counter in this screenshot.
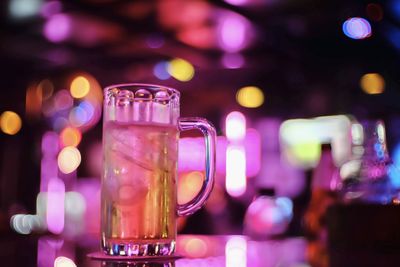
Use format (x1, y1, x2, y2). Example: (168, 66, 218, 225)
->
(328, 203, 400, 267)
(0, 234, 307, 267)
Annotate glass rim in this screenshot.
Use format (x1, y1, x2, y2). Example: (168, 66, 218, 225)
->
(104, 83, 180, 97)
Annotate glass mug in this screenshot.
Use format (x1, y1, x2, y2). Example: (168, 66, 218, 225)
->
(101, 84, 216, 256)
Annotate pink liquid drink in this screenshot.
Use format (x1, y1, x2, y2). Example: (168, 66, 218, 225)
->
(101, 84, 216, 256)
(102, 122, 178, 254)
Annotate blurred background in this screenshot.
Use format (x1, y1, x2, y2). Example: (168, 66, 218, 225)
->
(2, 0, 400, 265)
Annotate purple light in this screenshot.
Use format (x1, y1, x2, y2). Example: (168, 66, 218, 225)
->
(40, 1, 62, 18)
(218, 13, 249, 52)
(69, 107, 88, 127)
(75, 179, 100, 235)
(42, 131, 59, 156)
(179, 135, 259, 178)
(46, 178, 65, 234)
(343, 17, 372, 40)
(244, 196, 291, 237)
(54, 90, 73, 111)
(153, 61, 171, 80)
(78, 101, 94, 121)
(37, 237, 60, 267)
(178, 137, 227, 174)
(146, 34, 165, 49)
(221, 53, 245, 69)
(40, 158, 59, 192)
(53, 117, 69, 132)
(41, 132, 60, 192)
(43, 13, 71, 43)
(225, 0, 248, 5)
(245, 128, 261, 177)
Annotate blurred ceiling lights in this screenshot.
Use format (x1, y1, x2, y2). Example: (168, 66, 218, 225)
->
(360, 73, 385, 95)
(9, 0, 42, 19)
(157, 0, 255, 52)
(70, 76, 90, 99)
(0, 111, 22, 135)
(60, 127, 82, 147)
(236, 86, 264, 108)
(57, 146, 81, 174)
(342, 17, 372, 40)
(168, 58, 195, 82)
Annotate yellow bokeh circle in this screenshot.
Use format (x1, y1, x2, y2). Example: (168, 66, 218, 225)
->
(0, 111, 22, 135)
(360, 73, 385, 95)
(236, 86, 264, 108)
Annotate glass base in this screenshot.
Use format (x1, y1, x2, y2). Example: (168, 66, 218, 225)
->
(102, 239, 176, 256)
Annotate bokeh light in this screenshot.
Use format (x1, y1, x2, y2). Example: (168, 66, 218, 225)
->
(178, 171, 204, 204)
(47, 178, 65, 234)
(184, 237, 208, 258)
(70, 76, 90, 99)
(205, 184, 228, 214)
(9, 0, 42, 19)
(58, 146, 81, 174)
(54, 90, 73, 111)
(78, 101, 95, 121)
(168, 58, 195, 82)
(225, 236, 247, 267)
(60, 127, 82, 147)
(244, 196, 293, 237)
(42, 131, 59, 155)
(389, 143, 400, 188)
(10, 214, 41, 235)
(69, 106, 88, 127)
(40, 0, 62, 18)
(221, 53, 245, 69)
(360, 73, 385, 94)
(289, 142, 321, 167)
(65, 191, 86, 218)
(226, 146, 246, 197)
(43, 13, 71, 43)
(236, 86, 264, 108)
(218, 13, 250, 52)
(38, 79, 54, 100)
(224, 0, 248, 6)
(54, 256, 76, 267)
(153, 61, 171, 80)
(0, 111, 22, 135)
(245, 128, 261, 177)
(342, 17, 372, 40)
(26, 85, 42, 119)
(225, 111, 246, 142)
(389, 0, 400, 20)
(53, 117, 69, 132)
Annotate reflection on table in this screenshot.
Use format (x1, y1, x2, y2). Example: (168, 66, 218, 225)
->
(31, 235, 307, 267)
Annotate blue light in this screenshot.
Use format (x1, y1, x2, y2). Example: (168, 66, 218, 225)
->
(276, 197, 293, 219)
(384, 23, 400, 51)
(389, 143, 400, 188)
(9, 0, 42, 19)
(342, 17, 372, 40)
(390, 0, 400, 19)
(69, 107, 88, 127)
(153, 61, 170, 80)
(78, 101, 94, 121)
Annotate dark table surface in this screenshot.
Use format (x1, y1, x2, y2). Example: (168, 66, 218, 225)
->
(1, 234, 307, 267)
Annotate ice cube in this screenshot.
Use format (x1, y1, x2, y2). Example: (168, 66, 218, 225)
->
(107, 151, 153, 204)
(107, 124, 154, 171)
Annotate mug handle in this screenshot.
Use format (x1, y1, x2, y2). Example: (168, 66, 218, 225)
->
(177, 117, 217, 216)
